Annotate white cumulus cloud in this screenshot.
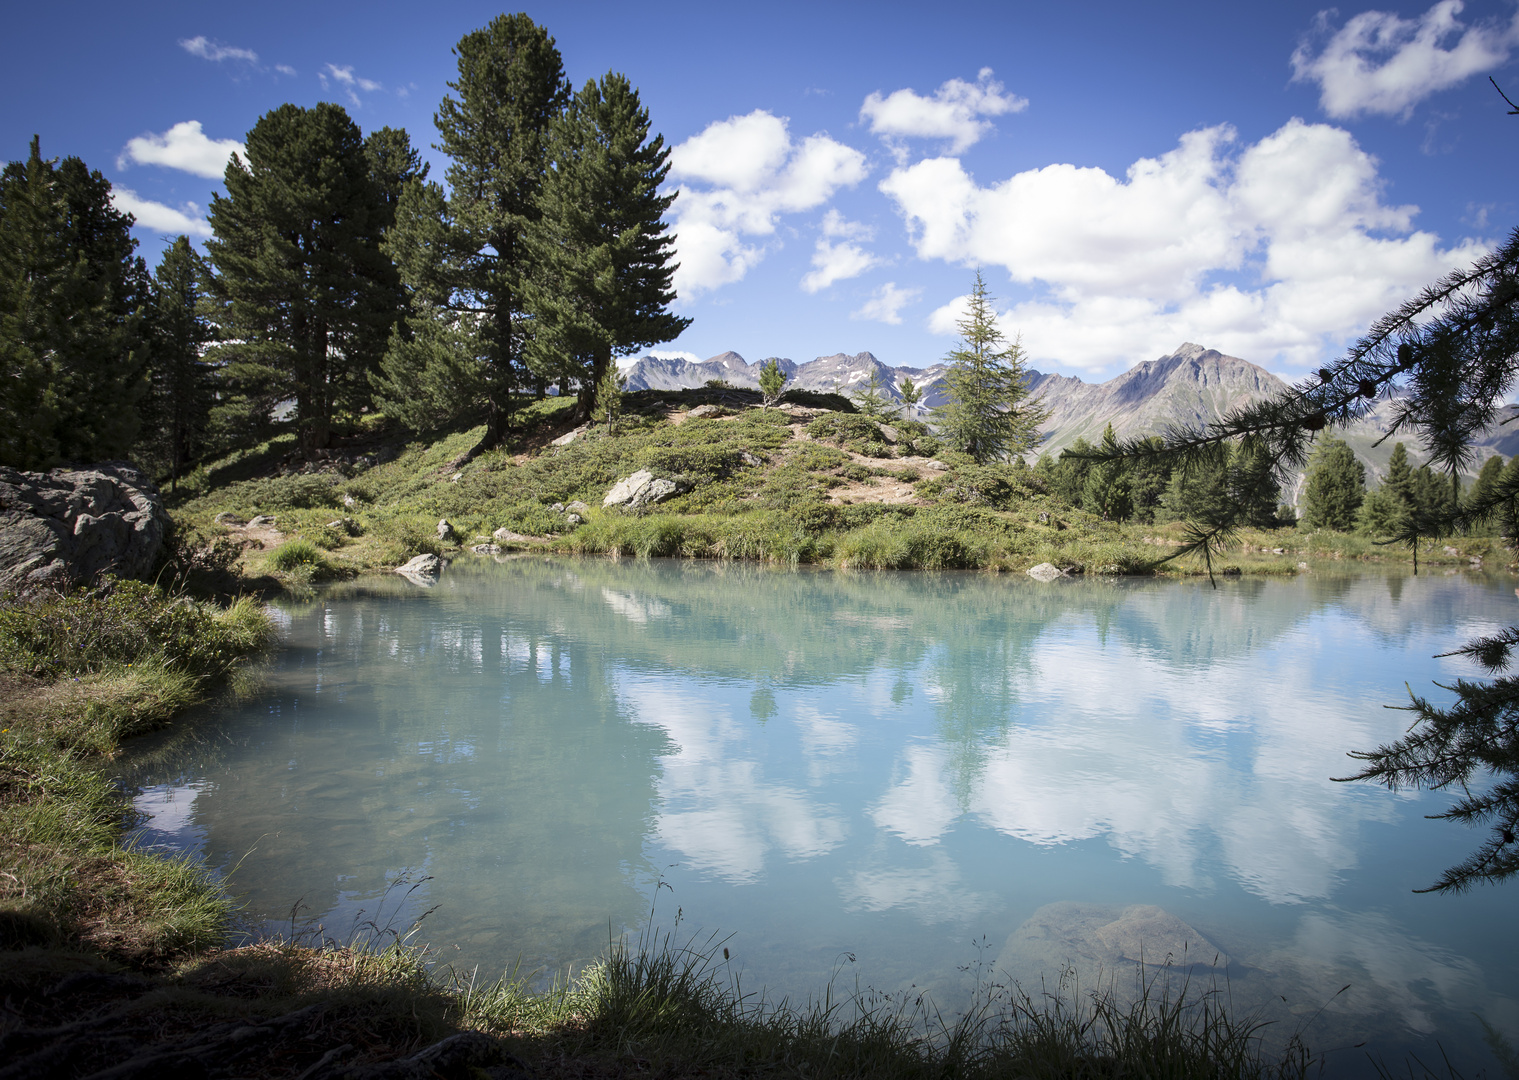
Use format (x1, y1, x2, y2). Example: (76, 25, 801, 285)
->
(860, 68, 1027, 157)
(118, 121, 245, 179)
(887, 118, 1485, 372)
(110, 189, 212, 238)
(853, 282, 922, 325)
(1291, 0, 1519, 119)
(179, 36, 259, 64)
(666, 111, 868, 296)
(801, 210, 879, 293)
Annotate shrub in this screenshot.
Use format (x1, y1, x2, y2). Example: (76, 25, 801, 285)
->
(231, 473, 345, 513)
(268, 539, 332, 574)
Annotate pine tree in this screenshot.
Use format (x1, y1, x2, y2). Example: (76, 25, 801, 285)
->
(139, 236, 215, 489)
(0, 137, 146, 469)
(758, 357, 787, 406)
(204, 104, 402, 453)
(432, 14, 570, 451)
(526, 71, 688, 417)
(933, 271, 1048, 463)
(1302, 436, 1364, 530)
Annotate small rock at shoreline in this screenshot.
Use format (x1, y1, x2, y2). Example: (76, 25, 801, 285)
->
(396, 552, 447, 586)
(1027, 562, 1064, 582)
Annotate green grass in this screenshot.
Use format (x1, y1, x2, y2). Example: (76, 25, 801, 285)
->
(0, 579, 273, 961)
(441, 915, 1318, 1079)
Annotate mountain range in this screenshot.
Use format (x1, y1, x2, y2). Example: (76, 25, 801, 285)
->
(621, 344, 1517, 494)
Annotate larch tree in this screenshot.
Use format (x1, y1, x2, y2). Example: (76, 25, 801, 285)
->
(0, 137, 146, 469)
(933, 270, 1048, 463)
(204, 103, 406, 453)
(525, 71, 688, 418)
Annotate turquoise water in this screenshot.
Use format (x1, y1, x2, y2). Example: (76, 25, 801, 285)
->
(120, 558, 1519, 1071)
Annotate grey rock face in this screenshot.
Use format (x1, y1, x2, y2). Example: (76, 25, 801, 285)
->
(0, 462, 170, 592)
(492, 527, 536, 543)
(603, 470, 690, 510)
(564, 501, 590, 515)
(395, 553, 447, 586)
(437, 518, 455, 542)
(686, 404, 724, 419)
(1026, 562, 1064, 582)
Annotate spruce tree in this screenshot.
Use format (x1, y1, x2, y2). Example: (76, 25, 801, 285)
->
(0, 137, 146, 469)
(433, 14, 570, 450)
(1466, 452, 1506, 528)
(933, 271, 1048, 463)
(1302, 436, 1364, 530)
(1081, 424, 1132, 520)
(526, 71, 688, 418)
(139, 236, 215, 489)
(204, 104, 402, 453)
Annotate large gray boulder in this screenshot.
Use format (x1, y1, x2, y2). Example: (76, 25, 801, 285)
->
(603, 469, 690, 510)
(0, 462, 170, 592)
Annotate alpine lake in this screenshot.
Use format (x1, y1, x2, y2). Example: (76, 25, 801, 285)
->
(118, 555, 1519, 1074)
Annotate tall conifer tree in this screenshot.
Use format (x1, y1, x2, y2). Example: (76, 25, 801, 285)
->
(0, 137, 146, 468)
(433, 14, 570, 449)
(933, 271, 1048, 463)
(526, 71, 689, 417)
(139, 236, 215, 489)
(204, 104, 403, 452)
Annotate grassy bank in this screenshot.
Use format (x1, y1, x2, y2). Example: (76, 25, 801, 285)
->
(0, 578, 274, 959)
(160, 389, 1507, 587)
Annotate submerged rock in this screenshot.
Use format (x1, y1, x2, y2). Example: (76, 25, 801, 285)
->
(395, 553, 447, 586)
(997, 901, 1231, 999)
(0, 462, 169, 592)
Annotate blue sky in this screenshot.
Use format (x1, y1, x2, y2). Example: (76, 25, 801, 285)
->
(8, 0, 1519, 381)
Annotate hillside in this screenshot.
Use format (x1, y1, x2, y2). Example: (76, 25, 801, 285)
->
(624, 343, 1518, 498)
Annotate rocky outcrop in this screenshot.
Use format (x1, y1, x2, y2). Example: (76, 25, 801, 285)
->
(603, 470, 690, 510)
(0, 462, 170, 592)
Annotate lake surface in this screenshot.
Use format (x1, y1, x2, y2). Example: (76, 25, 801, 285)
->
(119, 558, 1519, 1072)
